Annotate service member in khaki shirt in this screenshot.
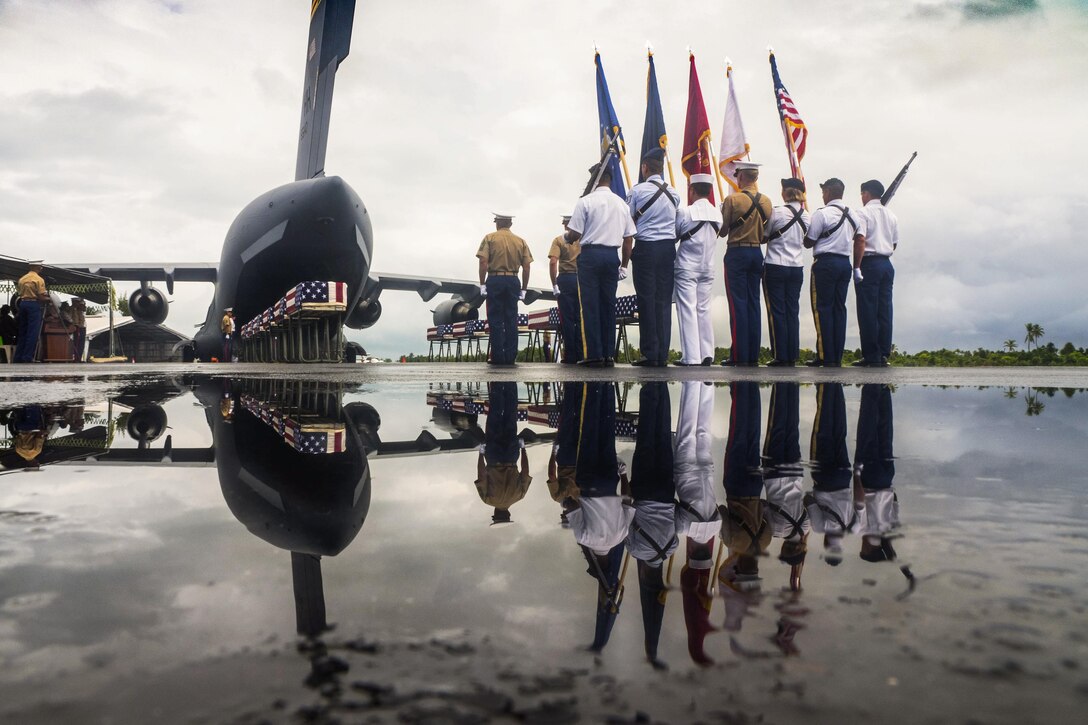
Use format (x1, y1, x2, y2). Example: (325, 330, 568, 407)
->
(477, 214, 532, 365)
(548, 214, 581, 363)
(14, 261, 49, 363)
(719, 162, 773, 366)
(220, 307, 235, 362)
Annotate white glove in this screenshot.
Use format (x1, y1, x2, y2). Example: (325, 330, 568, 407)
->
(618, 266, 629, 281)
(552, 284, 561, 296)
(477, 444, 486, 453)
(617, 460, 628, 476)
(478, 284, 487, 297)
(519, 289, 526, 302)
(517, 438, 526, 449)
(853, 268, 864, 283)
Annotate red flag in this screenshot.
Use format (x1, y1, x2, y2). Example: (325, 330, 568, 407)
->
(681, 53, 715, 205)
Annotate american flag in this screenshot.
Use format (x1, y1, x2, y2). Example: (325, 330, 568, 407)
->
(261, 307, 272, 327)
(285, 281, 347, 316)
(548, 307, 561, 329)
(516, 313, 529, 328)
(615, 295, 639, 319)
(769, 52, 807, 183)
(294, 429, 345, 454)
(614, 417, 638, 438)
(526, 309, 555, 330)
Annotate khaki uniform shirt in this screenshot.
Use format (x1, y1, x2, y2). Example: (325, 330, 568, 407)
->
(221, 314, 234, 334)
(71, 306, 86, 327)
(17, 271, 46, 300)
(475, 466, 532, 509)
(547, 235, 579, 275)
(476, 229, 533, 273)
(721, 184, 772, 247)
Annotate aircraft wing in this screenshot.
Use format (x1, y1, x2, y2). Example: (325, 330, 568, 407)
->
(364, 272, 556, 304)
(56, 263, 218, 295)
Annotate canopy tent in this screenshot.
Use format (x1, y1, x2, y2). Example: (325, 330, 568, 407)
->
(0, 255, 112, 304)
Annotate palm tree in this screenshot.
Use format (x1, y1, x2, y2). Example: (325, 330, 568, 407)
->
(1003, 339, 1018, 353)
(1023, 323, 1044, 352)
(1024, 390, 1045, 416)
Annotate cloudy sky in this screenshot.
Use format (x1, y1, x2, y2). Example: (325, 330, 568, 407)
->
(0, 0, 1085, 358)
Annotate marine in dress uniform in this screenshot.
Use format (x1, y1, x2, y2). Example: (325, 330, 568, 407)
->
(804, 383, 862, 566)
(625, 382, 676, 668)
(475, 381, 531, 525)
(220, 308, 235, 362)
(803, 178, 865, 367)
(854, 383, 900, 562)
(673, 174, 720, 366)
(720, 162, 773, 366)
(674, 380, 721, 666)
(719, 381, 769, 590)
(14, 261, 48, 363)
(548, 215, 581, 363)
(762, 179, 811, 366)
(626, 148, 680, 367)
(565, 165, 637, 367)
(477, 214, 533, 366)
(852, 180, 900, 367)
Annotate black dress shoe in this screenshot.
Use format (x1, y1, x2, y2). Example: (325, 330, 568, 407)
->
(851, 359, 879, 367)
(655, 361, 669, 367)
(701, 357, 713, 366)
(720, 360, 739, 367)
(560, 359, 579, 365)
(766, 360, 795, 367)
(631, 358, 654, 367)
(578, 358, 604, 368)
(805, 360, 823, 367)
(823, 362, 842, 368)
(604, 358, 615, 367)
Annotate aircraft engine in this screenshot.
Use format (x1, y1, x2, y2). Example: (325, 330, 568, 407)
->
(128, 287, 169, 325)
(345, 300, 381, 330)
(432, 298, 479, 327)
(126, 404, 167, 445)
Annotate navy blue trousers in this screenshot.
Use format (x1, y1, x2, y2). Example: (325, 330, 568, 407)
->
(763, 382, 800, 466)
(576, 382, 618, 496)
(811, 383, 851, 490)
(763, 263, 803, 363)
(810, 254, 851, 365)
(724, 246, 764, 364)
(556, 272, 582, 362)
(486, 275, 521, 364)
(855, 255, 894, 364)
(485, 381, 520, 464)
(14, 301, 44, 363)
(724, 381, 763, 498)
(855, 383, 895, 490)
(631, 382, 674, 502)
(576, 245, 619, 361)
(631, 240, 676, 363)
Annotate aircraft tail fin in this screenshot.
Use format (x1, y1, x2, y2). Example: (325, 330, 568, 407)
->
(295, 0, 356, 181)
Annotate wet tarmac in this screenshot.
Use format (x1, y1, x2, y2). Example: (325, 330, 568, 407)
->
(0, 369, 1086, 723)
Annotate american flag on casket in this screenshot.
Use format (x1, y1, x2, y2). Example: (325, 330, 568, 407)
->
(527, 308, 559, 330)
(437, 323, 454, 336)
(614, 416, 638, 438)
(468, 319, 488, 333)
(516, 313, 529, 327)
(274, 297, 287, 322)
(284, 420, 346, 454)
(548, 307, 562, 328)
(285, 281, 348, 315)
(615, 295, 639, 319)
(527, 406, 560, 428)
(261, 307, 273, 327)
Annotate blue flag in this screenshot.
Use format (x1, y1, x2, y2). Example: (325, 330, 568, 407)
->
(594, 52, 628, 198)
(640, 52, 668, 183)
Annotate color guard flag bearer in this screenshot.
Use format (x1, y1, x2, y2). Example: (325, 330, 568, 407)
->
(718, 60, 751, 195)
(594, 50, 632, 198)
(768, 49, 808, 190)
(640, 45, 675, 186)
(681, 52, 723, 204)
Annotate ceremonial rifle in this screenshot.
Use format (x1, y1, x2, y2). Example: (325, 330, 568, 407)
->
(582, 128, 622, 197)
(881, 152, 918, 206)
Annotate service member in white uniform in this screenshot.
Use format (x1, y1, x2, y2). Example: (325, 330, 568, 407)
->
(803, 178, 865, 367)
(762, 178, 810, 366)
(566, 163, 637, 366)
(852, 179, 900, 367)
(673, 173, 720, 366)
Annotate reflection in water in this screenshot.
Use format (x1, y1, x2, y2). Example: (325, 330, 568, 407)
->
(807, 383, 858, 567)
(476, 382, 531, 525)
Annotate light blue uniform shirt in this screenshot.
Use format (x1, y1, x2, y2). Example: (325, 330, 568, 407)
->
(626, 174, 680, 242)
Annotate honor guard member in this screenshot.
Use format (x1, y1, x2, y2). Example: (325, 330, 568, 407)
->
(674, 174, 720, 366)
(477, 213, 533, 366)
(626, 148, 680, 367)
(852, 180, 900, 367)
(548, 215, 581, 363)
(565, 164, 636, 367)
(763, 179, 810, 366)
(476, 382, 531, 525)
(803, 178, 865, 367)
(719, 161, 772, 366)
(804, 383, 863, 565)
(220, 308, 235, 362)
(14, 261, 49, 363)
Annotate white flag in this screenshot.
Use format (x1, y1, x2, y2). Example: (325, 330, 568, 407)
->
(718, 63, 750, 194)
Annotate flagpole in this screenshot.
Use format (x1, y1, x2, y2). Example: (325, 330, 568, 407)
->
(647, 43, 676, 188)
(704, 136, 725, 201)
(617, 143, 633, 192)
